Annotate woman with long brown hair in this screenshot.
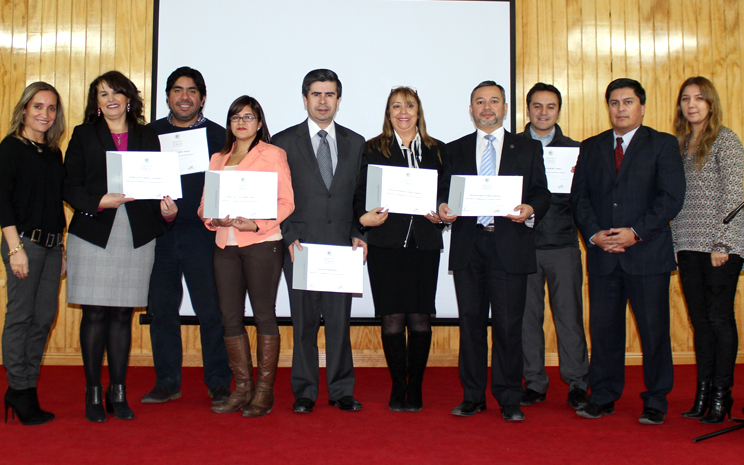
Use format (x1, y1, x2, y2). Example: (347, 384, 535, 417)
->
(1, 82, 66, 425)
(672, 76, 744, 424)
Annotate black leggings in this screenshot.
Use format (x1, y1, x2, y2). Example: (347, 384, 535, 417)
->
(381, 313, 431, 336)
(80, 305, 134, 387)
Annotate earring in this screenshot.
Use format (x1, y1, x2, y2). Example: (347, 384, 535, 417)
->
(97, 107, 101, 117)
(126, 102, 131, 113)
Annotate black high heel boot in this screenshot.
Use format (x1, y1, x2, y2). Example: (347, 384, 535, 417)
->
(681, 380, 712, 418)
(405, 331, 432, 412)
(381, 332, 407, 412)
(105, 385, 134, 420)
(85, 386, 106, 422)
(4, 387, 52, 425)
(700, 386, 733, 424)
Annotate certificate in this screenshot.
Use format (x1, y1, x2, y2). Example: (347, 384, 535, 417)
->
(365, 164, 438, 215)
(106, 151, 182, 199)
(202, 170, 278, 219)
(292, 243, 364, 294)
(447, 175, 523, 217)
(543, 147, 579, 194)
(158, 127, 210, 175)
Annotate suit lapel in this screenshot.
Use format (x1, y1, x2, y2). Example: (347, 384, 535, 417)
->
(294, 120, 328, 190)
(389, 139, 409, 167)
(598, 130, 616, 176)
(333, 125, 352, 190)
(497, 131, 518, 174)
(463, 131, 478, 175)
(617, 126, 648, 180)
(95, 119, 118, 152)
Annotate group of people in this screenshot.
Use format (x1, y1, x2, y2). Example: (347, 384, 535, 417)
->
(1, 66, 742, 428)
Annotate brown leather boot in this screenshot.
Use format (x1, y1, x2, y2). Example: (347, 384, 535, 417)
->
(243, 334, 280, 417)
(211, 334, 253, 413)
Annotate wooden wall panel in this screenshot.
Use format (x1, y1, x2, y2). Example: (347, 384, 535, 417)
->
(2, 0, 744, 369)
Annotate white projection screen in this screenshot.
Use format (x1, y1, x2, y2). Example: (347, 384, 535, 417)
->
(153, 0, 515, 319)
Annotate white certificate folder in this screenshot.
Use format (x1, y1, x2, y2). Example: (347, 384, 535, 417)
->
(106, 151, 182, 199)
(544, 147, 579, 194)
(158, 127, 210, 175)
(447, 175, 523, 217)
(202, 170, 278, 219)
(292, 244, 364, 294)
(365, 164, 438, 215)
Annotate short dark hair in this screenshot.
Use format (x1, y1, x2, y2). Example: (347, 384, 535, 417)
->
(84, 70, 145, 126)
(526, 83, 562, 110)
(302, 69, 342, 99)
(470, 81, 506, 104)
(605, 78, 646, 105)
(220, 95, 270, 155)
(165, 66, 207, 100)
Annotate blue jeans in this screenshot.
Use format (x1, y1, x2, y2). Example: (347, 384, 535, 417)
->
(148, 222, 231, 391)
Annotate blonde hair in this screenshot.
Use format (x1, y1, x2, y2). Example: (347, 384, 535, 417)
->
(7, 82, 66, 151)
(673, 76, 722, 170)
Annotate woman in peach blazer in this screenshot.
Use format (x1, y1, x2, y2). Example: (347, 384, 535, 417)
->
(198, 95, 293, 418)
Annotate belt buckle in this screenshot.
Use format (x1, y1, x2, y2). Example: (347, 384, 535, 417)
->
(30, 229, 42, 243)
(46, 234, 58, 247)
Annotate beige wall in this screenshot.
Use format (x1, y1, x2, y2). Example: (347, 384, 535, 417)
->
(1, 0, 743, 367)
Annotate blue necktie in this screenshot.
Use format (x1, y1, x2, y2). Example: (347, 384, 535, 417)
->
(478, 134, 496, 226)
(317, 130, 333, 189)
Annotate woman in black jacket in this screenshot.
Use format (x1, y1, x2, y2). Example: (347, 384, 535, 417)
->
(353, 87, 449, 411)
(64, 71, 177, 422)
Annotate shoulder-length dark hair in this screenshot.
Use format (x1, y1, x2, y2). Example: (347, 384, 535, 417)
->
(220, 95, 271, 155)
(366, 87, 439, 160)
(673, 76, 723, 171)
(84, 70, 145, 126)
(7, 81, 66, 150)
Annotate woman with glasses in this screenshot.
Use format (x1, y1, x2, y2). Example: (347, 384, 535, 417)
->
(64, 71, 178, 422)
(672, 76, 744, 424)
(1, 82, 66, 425)
(353, 87, 449, 411)
(199, 95, 294, 417)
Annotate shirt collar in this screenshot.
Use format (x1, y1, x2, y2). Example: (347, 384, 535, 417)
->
(613, 125, 641, 149)
(477, 126, 505, 143)
(166, 111, 206, 129)
(529, 125, 555, 147)
(394, 130, 421, 149)
(308, 118, 336, 140)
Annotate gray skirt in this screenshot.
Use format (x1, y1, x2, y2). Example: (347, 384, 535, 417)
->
(66, 205, 155, 307)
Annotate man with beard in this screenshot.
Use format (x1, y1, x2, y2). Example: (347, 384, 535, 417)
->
(143, 67, 232, 404)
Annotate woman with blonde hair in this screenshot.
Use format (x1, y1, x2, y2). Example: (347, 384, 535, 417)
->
(672, 76, 744, 424)
(1, 82, 66, 425)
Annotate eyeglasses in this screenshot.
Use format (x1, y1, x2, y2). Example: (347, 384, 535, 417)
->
(230, 115, 257, 123)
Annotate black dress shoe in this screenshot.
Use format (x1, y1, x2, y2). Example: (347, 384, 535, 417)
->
(639, 407, 665, 425)
(501, 404, 525, 422)
(576, 402, 614, 419)
(566, 387, 589, 410)
(329, 396, 362, 411)
(293, 398, 315, 413)
(208, 385, 231, 405)
(520, 388, 546, 406)
(451, 401, 487, 417)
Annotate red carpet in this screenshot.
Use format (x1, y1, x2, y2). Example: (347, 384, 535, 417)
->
(3, 364, 744, 464)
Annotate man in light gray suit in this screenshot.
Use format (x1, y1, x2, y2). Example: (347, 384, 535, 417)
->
(272, 69, 367, 413)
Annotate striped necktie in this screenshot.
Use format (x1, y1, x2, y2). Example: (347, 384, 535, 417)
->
(478, 134, 496, 227)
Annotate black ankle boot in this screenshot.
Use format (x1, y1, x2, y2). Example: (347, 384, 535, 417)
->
(105, 385, 134, 420)
(682, 380, 712, 418)
(85, 385, 106, 422)
(381, 332, 407, 412)
(405, 331, 432, 412)
(700, 386, 733, 424)
(4, 387, 52, 425)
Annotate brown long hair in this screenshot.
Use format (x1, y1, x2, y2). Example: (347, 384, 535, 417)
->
(366, 87, 440, 160)
(673, 76, 723, 170)
(7, 82, 66, 150)
(84, 71, 146, 126)
(220, 95, 270, 155)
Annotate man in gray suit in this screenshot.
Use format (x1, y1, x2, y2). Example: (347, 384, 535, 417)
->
(272, 69, 367, 413)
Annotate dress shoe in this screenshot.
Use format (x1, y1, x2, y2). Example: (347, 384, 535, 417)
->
(329, 396, 362, 411)
(576, 402, 614, 419)
(208, 385, 232, 405)
(566, 387, 589, 410)
(501, 404, 525, 422)
(451, 401, 487, 417)
(292, 398, 315, 413)
(520, 388, 546, 406)
(639, 407, 665, 425)
(141, 386, 182, 404)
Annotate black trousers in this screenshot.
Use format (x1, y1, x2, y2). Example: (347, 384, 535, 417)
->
(678, 250, 743, 387)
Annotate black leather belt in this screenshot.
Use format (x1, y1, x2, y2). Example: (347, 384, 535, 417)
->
(21, 229, 63, 247)
(476, 224, 495, 232)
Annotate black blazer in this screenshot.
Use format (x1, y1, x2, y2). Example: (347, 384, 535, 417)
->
(444, 130, 550, 274)
(272, 120, 366, 247)
(570, 125, 686, 276)
(353, 137, 449, 251)
(63, 120, 169, 249)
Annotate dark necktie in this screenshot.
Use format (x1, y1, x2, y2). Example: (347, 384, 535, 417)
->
(614, 137, 624, 173)
(317, 130, 333, 189)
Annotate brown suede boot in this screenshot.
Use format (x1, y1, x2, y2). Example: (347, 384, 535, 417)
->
(243, 334, 280, 417)
(211, 334, 253, 413)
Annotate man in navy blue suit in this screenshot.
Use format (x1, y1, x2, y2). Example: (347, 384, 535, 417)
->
(570, 78, 685, 424)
